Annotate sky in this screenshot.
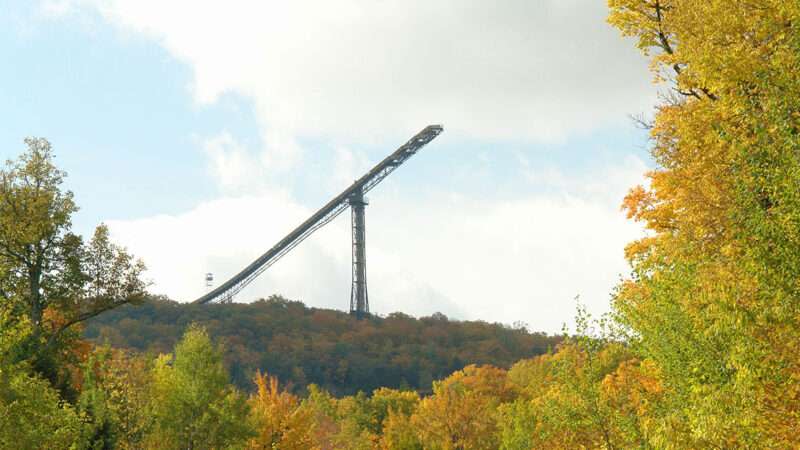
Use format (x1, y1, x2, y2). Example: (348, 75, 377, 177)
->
(0, 0, 659, 333)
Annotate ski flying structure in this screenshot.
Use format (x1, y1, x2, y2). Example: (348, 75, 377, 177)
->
(194, 125, 444, 317)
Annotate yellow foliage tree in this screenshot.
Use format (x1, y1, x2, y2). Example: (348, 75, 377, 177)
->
(500, 341, 656, 450)
(248, 371, 317, 450)
(609, 0, 800, 446)
(412, 365, 512, 450)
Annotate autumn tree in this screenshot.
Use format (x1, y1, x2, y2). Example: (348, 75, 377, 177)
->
(84, 296, 561, 396)
(76, 346, 153, 449)
(302, 384, 345, 449)
(412, 365, 513, 450)
(380, 410, 423, 450)
(609, 0, 800, 446)
(0, 138, 147, 383)
(528, 343, 650, 449)
(498, 307, 658, 450)
(248, 371, 317, 450)
(296, 385, 420, 449)
(0, 310, 87, 449)
(364, 387, 419, 435)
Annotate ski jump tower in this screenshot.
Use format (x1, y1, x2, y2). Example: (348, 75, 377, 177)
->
(193, 125, 444, 317)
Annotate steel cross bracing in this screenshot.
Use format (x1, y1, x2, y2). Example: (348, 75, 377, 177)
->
(193, 125, 444, 307)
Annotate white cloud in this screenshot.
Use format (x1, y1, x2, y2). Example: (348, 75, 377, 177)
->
(330, 146, 370, 191)
(60, 0, 656, 167)
(39, 0, 74, 17)
(107, 156, 646, 333)
(202, 132, 267, 193)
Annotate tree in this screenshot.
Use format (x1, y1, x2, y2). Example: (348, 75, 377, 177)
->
(0, 138, 79, 342)
(412, 365, 513, 450)
(248, 371, 316, 450)
(527, 343, 645, 449)
(608, 0, 800, 446)
(498, 340, 654, 449)
(146, 324, 251, 450)
(365, 387, 419, 434)
(380, 410, 423, 450)
(496, 399, 538, 450)
(84, 296, 561, 396)
(0, 310, 87, 449)
(0, 138, 147, 378)
(494, 303, 665, 450)
(76, 346, 153, 450)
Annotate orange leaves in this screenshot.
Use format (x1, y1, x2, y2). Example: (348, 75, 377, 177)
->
(622, 184, 651, 221)
(601, 359, 663, 421)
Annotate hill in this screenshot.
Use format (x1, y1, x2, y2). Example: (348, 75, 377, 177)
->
(84, 296, 561, 395)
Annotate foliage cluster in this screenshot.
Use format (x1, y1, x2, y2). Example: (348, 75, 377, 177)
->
(3, 319, 658, 449)
(608, 0, 800, 447)
(84, 297, 559, 396)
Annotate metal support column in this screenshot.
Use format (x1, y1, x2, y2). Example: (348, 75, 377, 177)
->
(349, 189, 369, 318)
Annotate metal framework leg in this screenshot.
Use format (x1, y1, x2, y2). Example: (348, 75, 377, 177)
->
(349, 189, 369, 318)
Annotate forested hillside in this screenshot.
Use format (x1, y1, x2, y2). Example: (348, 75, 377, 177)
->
(84, 296, 560, 395)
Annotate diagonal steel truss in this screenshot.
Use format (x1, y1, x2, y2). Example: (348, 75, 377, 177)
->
(193, 125, 444, 307)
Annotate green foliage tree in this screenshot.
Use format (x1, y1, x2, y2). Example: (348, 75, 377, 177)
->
(0, 138, 147, 384)
(76, 347, 153, 450)
(380, 410, 423, 450)
(146, 324, 252, 450)
(0, 366, 88, 450)
(496, 399, 538, 450)
(0, 311, 87, 449)
(363, 387, 419, 435)
(78, 350, 117, 449)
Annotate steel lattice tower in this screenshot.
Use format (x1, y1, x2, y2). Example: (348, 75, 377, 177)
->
(349, 189, 369, 317)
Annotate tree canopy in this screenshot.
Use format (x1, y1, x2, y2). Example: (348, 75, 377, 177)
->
(84, 296, 561, 396)
(609, 0, 800, 446)
(0, 138, 147, 388)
